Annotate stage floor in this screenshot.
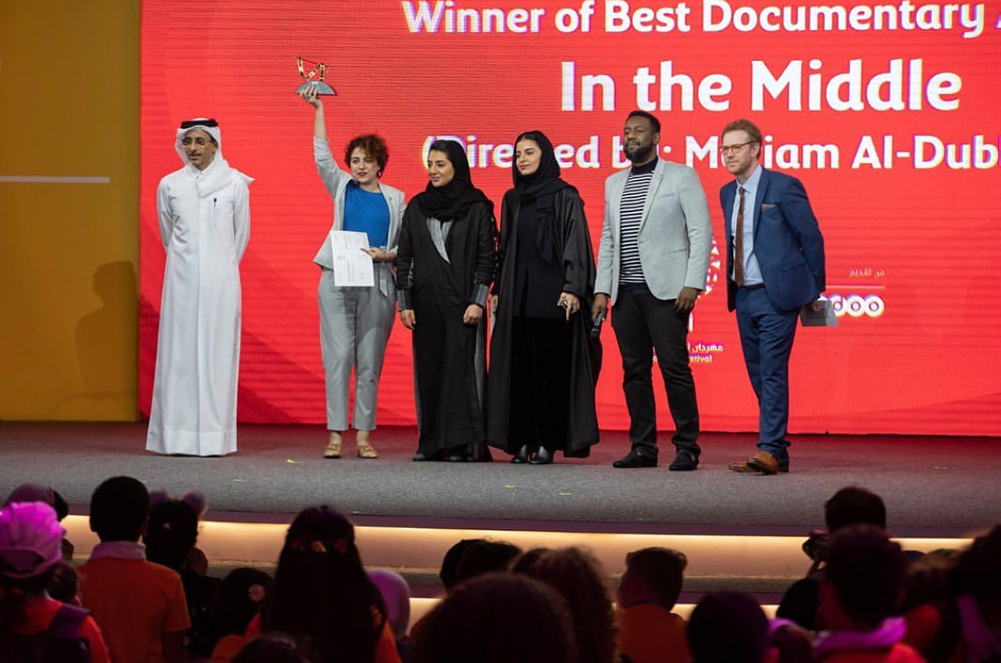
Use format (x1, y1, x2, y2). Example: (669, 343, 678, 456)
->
(2, 422, 999, 537)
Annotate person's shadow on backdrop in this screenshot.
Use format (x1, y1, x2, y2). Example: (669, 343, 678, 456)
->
(71, 260, 137, 416)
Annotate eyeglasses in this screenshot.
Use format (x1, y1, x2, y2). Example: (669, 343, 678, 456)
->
(719, 141, 756, 155)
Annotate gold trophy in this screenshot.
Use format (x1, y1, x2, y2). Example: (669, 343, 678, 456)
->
(295, 57, 337, 96)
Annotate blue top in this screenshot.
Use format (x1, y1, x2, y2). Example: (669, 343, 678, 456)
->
(344, 181, 390, 248)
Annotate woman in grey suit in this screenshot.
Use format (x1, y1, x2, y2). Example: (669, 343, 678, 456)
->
(300, 87, 406, 459)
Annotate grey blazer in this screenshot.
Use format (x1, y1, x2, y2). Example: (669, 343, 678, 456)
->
(310, 138, 407, 298)
(595, 159, 713, 305)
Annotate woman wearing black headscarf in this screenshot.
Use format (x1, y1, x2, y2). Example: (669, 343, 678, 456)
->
(486, 130, 600, 464)
(396, 140, 498, 462)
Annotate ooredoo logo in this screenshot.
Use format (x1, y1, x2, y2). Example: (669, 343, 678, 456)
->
(830, 294, 884, 318)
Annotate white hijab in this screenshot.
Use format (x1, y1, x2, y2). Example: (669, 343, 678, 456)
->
(174, 118, 252, 198)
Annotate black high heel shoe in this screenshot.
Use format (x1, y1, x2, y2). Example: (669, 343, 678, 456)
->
(511, 445, 531, 464)
(529, 447, 553, 465)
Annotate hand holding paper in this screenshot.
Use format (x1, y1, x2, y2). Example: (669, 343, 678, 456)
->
(329, 230, 374, 287)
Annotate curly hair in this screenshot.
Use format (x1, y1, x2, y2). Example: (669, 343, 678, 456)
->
(514, 547, 617, 663)
(344, 134, 389, 177)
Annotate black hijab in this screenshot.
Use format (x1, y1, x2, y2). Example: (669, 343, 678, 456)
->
(512, 131, 570, 264)
(512, 131, 569, 201)
(416, 140, 489, 222)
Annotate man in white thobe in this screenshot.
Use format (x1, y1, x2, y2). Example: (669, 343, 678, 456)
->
(146, 118, 252, 456)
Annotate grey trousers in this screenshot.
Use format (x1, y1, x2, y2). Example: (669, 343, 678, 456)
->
(317, 268, 396, 431)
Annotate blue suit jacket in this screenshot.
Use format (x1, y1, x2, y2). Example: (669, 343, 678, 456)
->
(721, 167, 825, 312)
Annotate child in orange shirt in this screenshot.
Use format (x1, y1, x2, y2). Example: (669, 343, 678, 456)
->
(77, 476, 190, 663)
(617, 547, 690, 663)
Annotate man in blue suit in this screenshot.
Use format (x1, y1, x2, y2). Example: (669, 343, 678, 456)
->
(719, 119, 825, 475)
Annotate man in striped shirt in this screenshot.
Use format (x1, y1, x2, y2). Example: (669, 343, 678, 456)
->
(593, 111, 713, 471)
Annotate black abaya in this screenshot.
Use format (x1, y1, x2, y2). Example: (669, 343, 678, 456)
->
(396, 200, 498, 460)
(486, 186, 601, 457)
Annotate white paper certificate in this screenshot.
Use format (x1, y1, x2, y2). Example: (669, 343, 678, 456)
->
(329, 231, 374, 287)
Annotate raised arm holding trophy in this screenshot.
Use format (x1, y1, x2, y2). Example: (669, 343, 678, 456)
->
(298, 64, 406, 462)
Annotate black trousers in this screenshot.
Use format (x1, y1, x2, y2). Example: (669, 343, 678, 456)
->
(611, 285, 700, 456)
(509, 317, 573, 451)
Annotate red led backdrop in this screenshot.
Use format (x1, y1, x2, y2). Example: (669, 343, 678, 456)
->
(140, 0, 1001, 435)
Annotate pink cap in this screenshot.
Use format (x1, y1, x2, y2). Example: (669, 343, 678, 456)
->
(0, 502, 64, 579)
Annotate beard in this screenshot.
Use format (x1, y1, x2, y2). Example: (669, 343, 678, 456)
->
(625, 142, 655, 163)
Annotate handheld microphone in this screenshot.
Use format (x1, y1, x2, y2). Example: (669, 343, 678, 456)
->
(590, 311, 605, 339)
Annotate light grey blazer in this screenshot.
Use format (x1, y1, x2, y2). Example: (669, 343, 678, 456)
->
(595, 159, 713, 305)
(310, 138, 407, 298)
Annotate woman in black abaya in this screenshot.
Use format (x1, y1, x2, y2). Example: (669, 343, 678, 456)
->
(486, 130, 600, 465)
(396, 140, 497, 462)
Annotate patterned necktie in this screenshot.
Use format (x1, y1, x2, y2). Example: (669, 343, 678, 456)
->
(735, 187, 745, 287)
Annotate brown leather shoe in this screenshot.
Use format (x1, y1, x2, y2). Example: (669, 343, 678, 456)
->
(729, 451, 782, 475)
